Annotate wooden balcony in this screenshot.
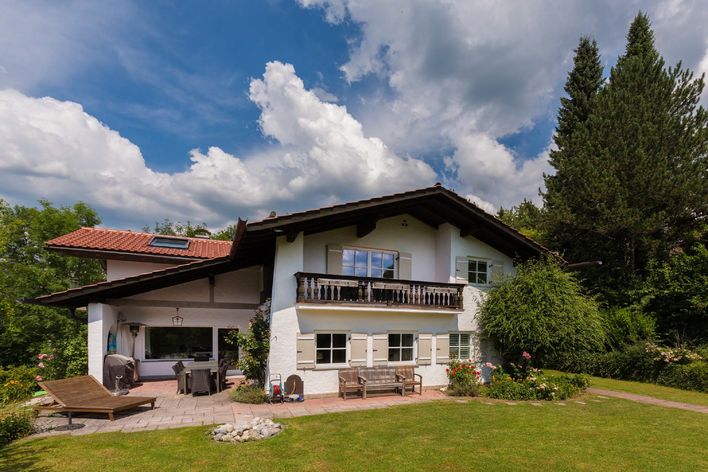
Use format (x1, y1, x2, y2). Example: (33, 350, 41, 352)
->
(295, 272, 464, 310)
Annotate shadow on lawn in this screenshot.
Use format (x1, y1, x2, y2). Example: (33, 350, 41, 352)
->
(0, 439, 56, 472)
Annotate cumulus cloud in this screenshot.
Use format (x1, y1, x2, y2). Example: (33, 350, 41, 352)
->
(300, 0, 708, 207)
(0, 62, 435, 228)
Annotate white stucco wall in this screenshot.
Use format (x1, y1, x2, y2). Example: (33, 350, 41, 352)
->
(267, 217, 512, 395)
(106, 260, 175, 281)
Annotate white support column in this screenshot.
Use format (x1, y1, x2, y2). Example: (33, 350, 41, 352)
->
(87, 303, 117, 383)
(267, 232, 304, 388)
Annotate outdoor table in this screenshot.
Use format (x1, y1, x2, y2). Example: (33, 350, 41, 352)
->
(183, 361, 221, 393)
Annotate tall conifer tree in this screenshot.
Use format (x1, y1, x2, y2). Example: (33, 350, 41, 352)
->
(545, 13, 708, 301)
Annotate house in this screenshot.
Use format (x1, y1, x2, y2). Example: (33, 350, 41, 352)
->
(30, 185, 550, 395)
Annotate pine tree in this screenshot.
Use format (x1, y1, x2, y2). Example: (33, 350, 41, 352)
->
(545, 12, 708, 302)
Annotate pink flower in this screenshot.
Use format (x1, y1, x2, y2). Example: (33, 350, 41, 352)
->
(37, 353, 47, 360)
(37, 362, 45, 369)
(522, 351, 532, 360)
(35, 375, 43, 382)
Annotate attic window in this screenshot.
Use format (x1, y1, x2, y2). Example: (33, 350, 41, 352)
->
(149, 236, 190, 250)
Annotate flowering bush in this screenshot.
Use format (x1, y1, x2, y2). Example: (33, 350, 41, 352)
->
(484, 353, 589, 401)
(644, 343, 702, 365)
(0, 366, 39, 405)
(446, 359, 481, 396)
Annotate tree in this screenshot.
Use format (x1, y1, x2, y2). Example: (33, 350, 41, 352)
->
(543, 13, 708, 301)
(211, 224, 237, 241)
(497, 199, 547, 244)
(0, 200, 104, 370)
(479, 257, 605, 365)
(143, 219, 211, 238)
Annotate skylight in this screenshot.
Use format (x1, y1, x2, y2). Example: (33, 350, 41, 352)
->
(149, 236, 190, 250)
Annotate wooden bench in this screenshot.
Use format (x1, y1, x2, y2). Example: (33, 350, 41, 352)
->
(36, 375, 156, 421)
(395, 366, 423, 396)
(358, 367, 404, 399)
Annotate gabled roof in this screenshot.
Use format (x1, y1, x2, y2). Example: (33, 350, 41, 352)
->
(29, 185, 553, 308)
(46, 227, 231, 262)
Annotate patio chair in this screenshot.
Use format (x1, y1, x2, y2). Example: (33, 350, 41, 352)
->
(219, 361, 229, 391)
(190, 368, 213, 396)
(172, 362, 189, 394)
(35, 375, 156, 421)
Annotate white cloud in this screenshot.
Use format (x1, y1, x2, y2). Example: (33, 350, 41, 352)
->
(0, 62, 435, 228)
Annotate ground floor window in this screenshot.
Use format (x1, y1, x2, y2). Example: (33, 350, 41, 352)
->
(144, 327, 213, 360)
(316, 333, 347, 365)
(449, 332, 472, 360)
(388, 333, 414, 362)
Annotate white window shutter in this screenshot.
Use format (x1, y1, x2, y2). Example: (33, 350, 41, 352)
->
(398, 252, 412, 280)
(417, 334, 432, 365)
(326, 244, 343, 275)
(296, 333, 315, 370)
(491, 260, 505, 284)
(350, 333, 368, 367)
(435, 333, 450, 364)
(455, 257, 469, 283)
(372, 334, 388, 366)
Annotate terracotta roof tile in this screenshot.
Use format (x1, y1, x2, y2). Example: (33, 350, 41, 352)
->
(46, 227, 231, 259)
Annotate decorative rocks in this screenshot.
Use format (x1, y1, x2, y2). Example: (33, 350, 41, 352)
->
(211, 417, 283, 443)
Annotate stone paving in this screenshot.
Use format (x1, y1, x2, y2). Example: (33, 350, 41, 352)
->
(32, 377, 447, 437)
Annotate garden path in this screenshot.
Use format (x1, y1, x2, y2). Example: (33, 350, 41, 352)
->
(587, 388, 708, 414)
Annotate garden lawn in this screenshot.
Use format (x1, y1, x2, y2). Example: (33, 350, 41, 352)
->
(545, 369, 708, 406)
(2, 398, 707, 472)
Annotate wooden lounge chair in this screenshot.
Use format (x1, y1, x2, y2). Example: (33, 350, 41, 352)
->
(36, 375, 156, 421)
(395, 366, 423, 396)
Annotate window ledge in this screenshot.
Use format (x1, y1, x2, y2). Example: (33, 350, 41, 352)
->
(314, 364, 350, 371)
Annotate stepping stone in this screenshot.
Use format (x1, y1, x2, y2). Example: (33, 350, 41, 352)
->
(575, 401, 586, 405)
(483, 402, 495, 405)
(530, 402, 542, 406)
(596, 395, 609, 399)
(590, 399, 602, 403)
(455, 400, 467, 404)
(505, 402, 517, 406)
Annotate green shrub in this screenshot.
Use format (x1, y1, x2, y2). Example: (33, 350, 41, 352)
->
(0, 365, 39, 405)
(486, 380, 536, 400)
(480, 257, 605, 365)
(227, 301, 270, 387)
(230, 384, 268, 404)
(657, 363, 708, 392)
(601, 306, 655, 350)
(544, 374, 590, 400)
(0, 405, 34, 446)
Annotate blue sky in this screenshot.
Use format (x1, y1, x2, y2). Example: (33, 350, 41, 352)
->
(1, 1, 706, 229)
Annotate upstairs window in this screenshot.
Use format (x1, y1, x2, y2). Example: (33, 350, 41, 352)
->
(468, 259, 489, 285)
(149, 236, 190, 249)
(342, 248, 396, 279)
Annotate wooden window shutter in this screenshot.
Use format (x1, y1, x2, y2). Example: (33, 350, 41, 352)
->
(296, 333, 315, 370)
(435, 333, 450, 364)
(417, 334, 432, 365)
(490, 260, 505, 284)
(326, 244, 343, 275)
(372, 334, 388, 366)
(397, 252, 412, 280)
(350, 333, 368, 367)
(455, 257, 469, 283)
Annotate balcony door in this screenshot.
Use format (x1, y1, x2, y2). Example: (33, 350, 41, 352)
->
(342, 248, 396, 279)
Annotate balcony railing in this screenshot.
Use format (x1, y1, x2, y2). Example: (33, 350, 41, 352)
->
(295, 272, 464, 310)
